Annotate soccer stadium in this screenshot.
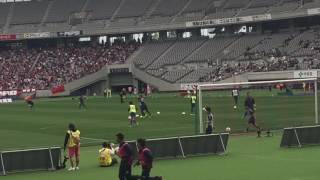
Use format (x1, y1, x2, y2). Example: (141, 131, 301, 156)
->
(1, 0, 320, 179)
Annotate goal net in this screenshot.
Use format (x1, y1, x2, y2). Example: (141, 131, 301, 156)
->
(196, 78, 318, 134)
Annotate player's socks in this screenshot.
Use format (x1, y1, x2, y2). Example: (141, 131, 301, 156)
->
(246, 127, 249, 132)
(257, 130, 261, 137)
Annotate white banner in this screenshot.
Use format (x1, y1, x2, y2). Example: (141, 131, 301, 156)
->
(186, 14, 271, 27)
(57, 31, 82, 37)
(180, 83, 198, 91)
(294, 70, 318, 79)
(0, 98, 13, 104)
(23, 32, 50, 39)
(307, 8, 320, 15)
(0, 90, 17, 96)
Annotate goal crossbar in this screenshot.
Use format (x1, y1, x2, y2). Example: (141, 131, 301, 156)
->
(197, 78, 318, 134)
(198, 78, 317, 88)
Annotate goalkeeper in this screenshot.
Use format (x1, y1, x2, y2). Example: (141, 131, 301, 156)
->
(204, 106, 214, 134)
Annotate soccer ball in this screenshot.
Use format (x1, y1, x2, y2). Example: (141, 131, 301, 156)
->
(202, 107, 206, 111)
(157, 111, 160, 115)
(233, 105, 237, 110)
(128, 116, 131, 120)
(182, 112, 186, 115)
(225, 127, 231, 132)
(136, 114, 140, 118)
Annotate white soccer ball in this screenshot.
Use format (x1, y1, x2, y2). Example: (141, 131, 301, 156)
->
(226, 127, 231, 132)
(128, 116, 131, 120)
(136, 114, 140, 118)
(202, 107, 206, 111)
(157, 111, 160, 114)
(182, 112, 186, 115)
(233, 105, 237, 110)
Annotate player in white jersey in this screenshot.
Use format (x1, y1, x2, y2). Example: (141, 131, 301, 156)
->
(232, 89, 239, 109)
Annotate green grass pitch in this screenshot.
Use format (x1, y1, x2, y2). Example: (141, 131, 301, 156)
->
(0, 90, 319, 179)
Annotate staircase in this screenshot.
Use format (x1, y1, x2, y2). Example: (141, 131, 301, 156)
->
(64, 67, 109, 93)
(28, 54, 42, 74)
(131, 65, 179, 91)
(144, 40, 176, 69)
(38, 0, 54, 32)
(180, 39, 209, 64)
(170, 0, 193, 23)
(3, 2, 14, 33)
(110, 0, 126, 21)
(142, 0, 162, 19)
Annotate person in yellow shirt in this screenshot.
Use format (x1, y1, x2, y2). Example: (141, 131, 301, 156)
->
(190, 93, 197, 115)
(63, 123, 81, 171)
(128, 101, 137, 127)
(99, 142, 118, 167)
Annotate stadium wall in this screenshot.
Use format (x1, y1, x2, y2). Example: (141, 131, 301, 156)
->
(248, 70, 320, 81)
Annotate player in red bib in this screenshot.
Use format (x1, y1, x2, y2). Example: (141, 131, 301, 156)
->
(132, 138, 162, 180)
(24, 95, 34, 109)
(116, 133, 133, 180)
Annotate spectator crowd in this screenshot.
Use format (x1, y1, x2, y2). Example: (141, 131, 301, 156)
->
(0, 41, 140, 90)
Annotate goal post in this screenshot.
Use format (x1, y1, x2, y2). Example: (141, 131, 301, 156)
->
(196, 78, 318, 134)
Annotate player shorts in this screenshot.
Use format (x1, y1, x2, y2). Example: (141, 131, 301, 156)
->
(248, 116, 256, 125)
(206, 125, 213, 134)
(27, 101, 34, 106)
(233, 96, 238, 103)
(68, 145, 80, 158)
(130, 112, 136, 118)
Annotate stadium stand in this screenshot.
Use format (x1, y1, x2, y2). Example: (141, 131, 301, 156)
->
(8, 24, 39, 33)
(148, 38, 206, 69)
(109, 18, 137, 28)
(182, 0, 214, 14)
(161, 69, 193, 83)
(185, 36, 238, 63)
(134, 40, 175, 69)
(85, 0, 120, 20)
(115, 0, 155, 18)
(2, 29, 320, 87)
(0, 0, 319, 33)
(0, 41, 140, 90)
(131, 26, 320, 83)
(45, 0, 86, 23)
(269, 0, 300, 13)
(40, 22, 71, 32)
(10, 0, 49, 25)
(1, 0, 320, 88)
(151, 0, 189, 17)
(0, 3, 10, 28)
(177, 68, 215, 83)
(141, 16, 172, 26)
